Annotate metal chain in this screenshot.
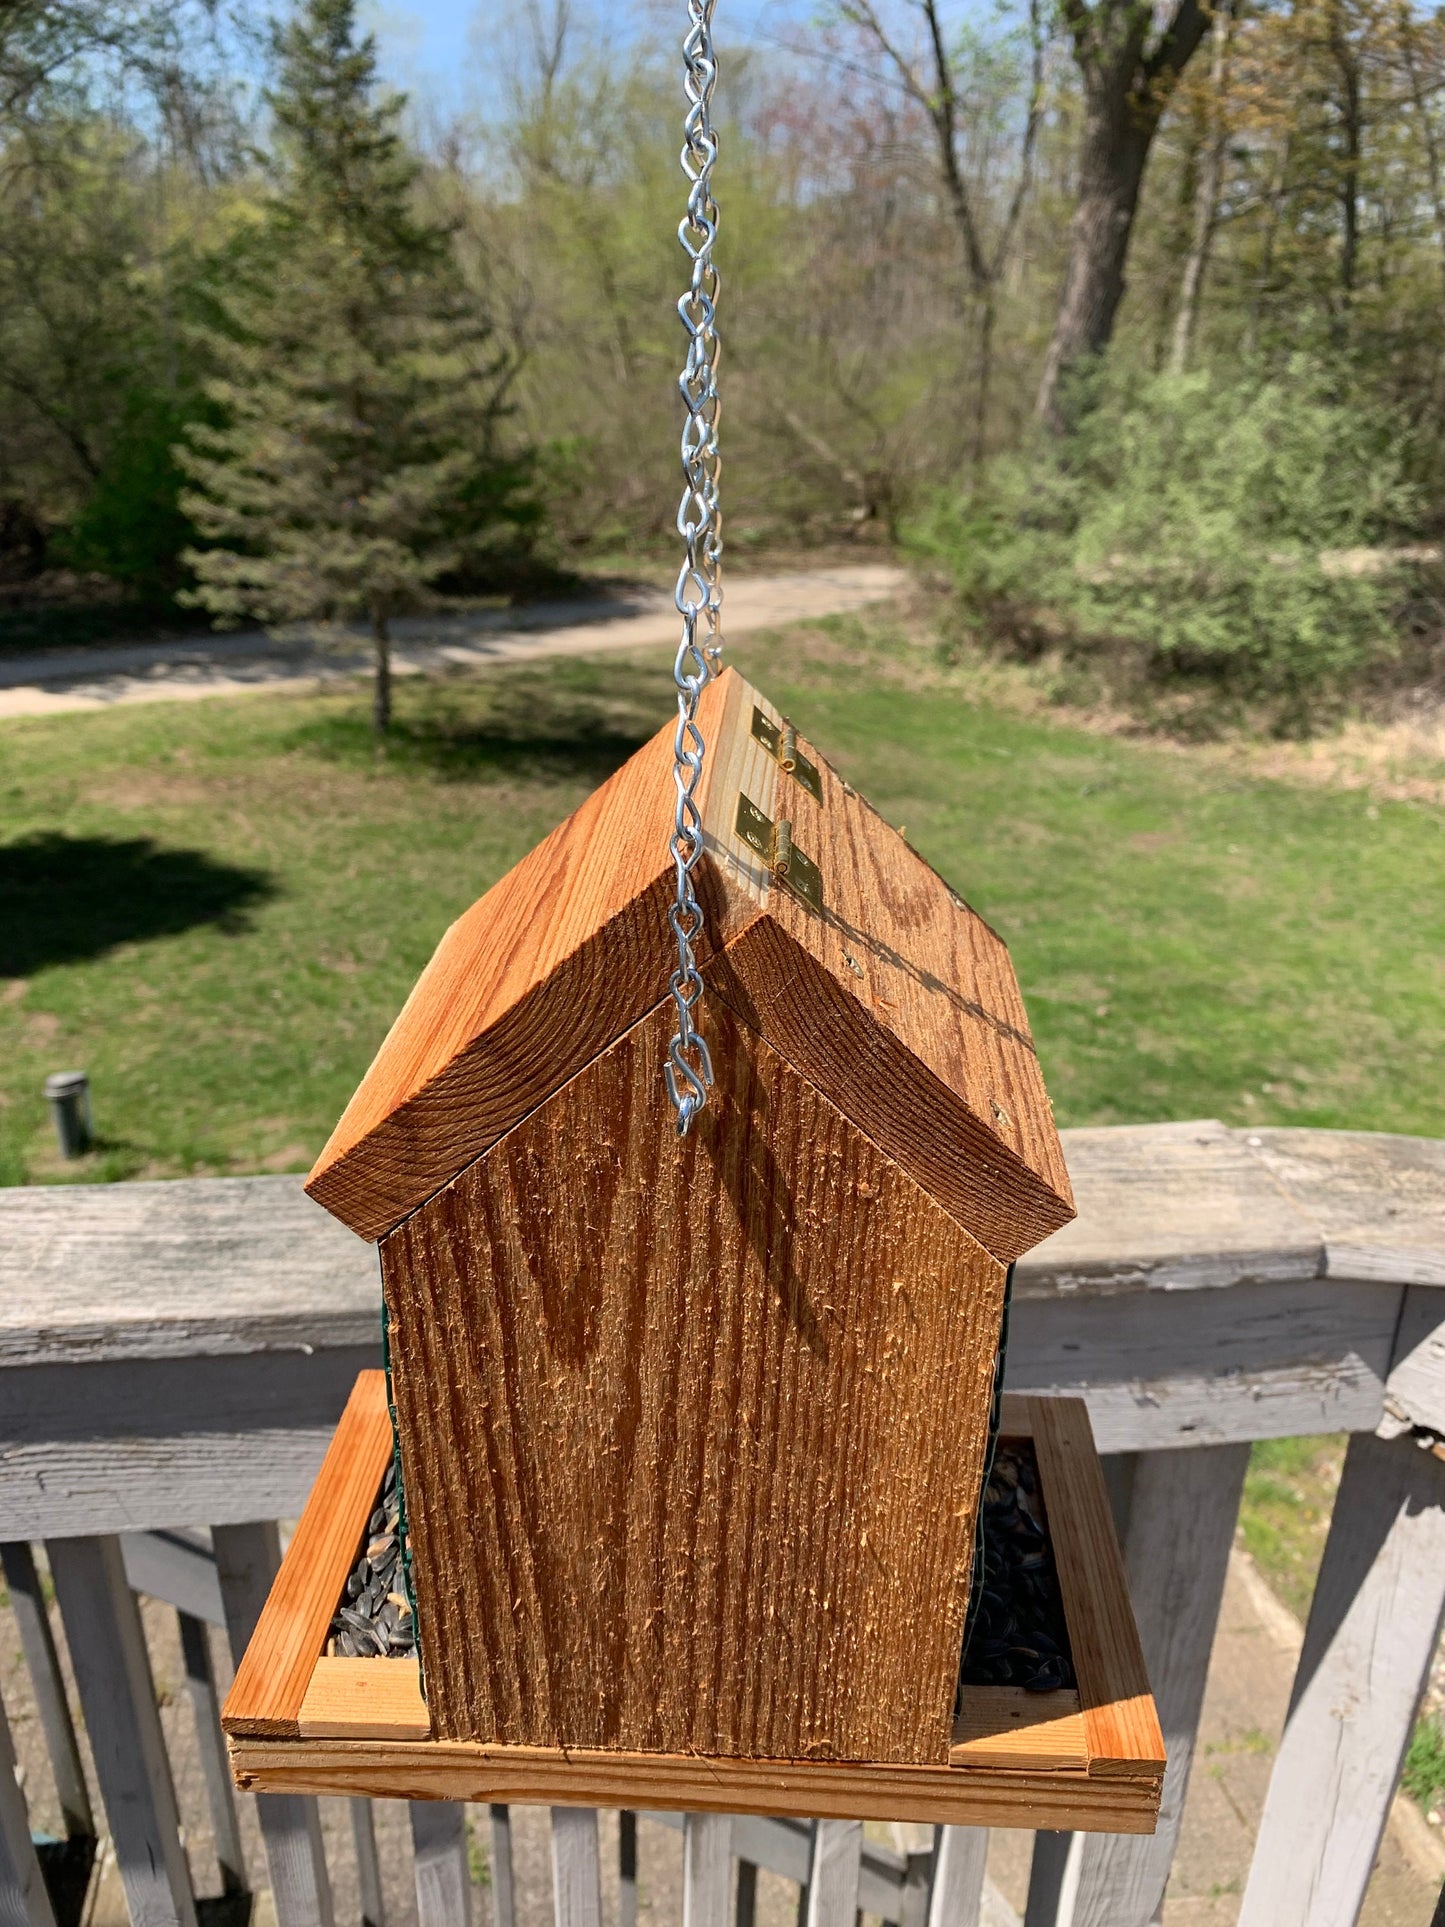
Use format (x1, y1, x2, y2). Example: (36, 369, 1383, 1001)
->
(665, 0, 724, 1137)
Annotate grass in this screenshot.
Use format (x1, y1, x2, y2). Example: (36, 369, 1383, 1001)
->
(1237, 1435, 1346, 1621)
(1403, 1716, 1445, 1816)
(1, 612, 1442, 1186)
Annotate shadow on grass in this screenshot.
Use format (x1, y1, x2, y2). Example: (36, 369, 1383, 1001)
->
(0, 833, 274, 976)
(294, 671, 663, 785)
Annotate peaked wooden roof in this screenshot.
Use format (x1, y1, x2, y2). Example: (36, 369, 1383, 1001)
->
(307, 668, 1073, 1260)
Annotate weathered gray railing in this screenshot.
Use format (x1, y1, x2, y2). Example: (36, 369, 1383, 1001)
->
(1, 1120, 1442, 1927)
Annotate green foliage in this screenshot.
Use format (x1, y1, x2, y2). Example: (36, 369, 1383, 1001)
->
(1402, 1717, 1445, 1813)
(913, 360, 1420, 707)
(55, 389, 194, 597)
(178, 0, 525, 722)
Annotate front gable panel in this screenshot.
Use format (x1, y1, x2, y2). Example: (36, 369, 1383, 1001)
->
(380, 995, 1007, 1765)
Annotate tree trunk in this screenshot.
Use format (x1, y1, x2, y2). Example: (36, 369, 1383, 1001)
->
(1035, 105, 1153, 429)
(1328, 0, 1362, 310)
(972, 291, 997, 470)
(1170, 0, 1234, 375)
(372, 606, 391, 733)
(1244, 129, 1292, 358)
(1035, 0, 1213, 429)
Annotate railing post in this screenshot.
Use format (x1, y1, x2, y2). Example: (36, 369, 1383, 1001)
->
(177, 1609, 247, 1899)
(212, 1523, 334, 1927)
(1022, 1834, 1077, 1927)
(805, 1820, 863, 1927)
(350, 1801, 386, 1927)
(410, 1802, 471, 1927)
(683, 1814, 733, 1927)
(488, 1806, 515, 1927)
(1059, 1440, 1250, 1927)
(0, 1681, 57, 1927)
(47, 1535, 198, 1927)
(0, 1543, 93, 1842)
(617, 1811, 637, 1927)
(926, 1827, 987, 1927)
(549, 1809, 602, 1927)
(1238, 1429, 1445, 1927)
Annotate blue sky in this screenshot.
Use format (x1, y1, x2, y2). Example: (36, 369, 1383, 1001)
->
(362, 1, 814, 111)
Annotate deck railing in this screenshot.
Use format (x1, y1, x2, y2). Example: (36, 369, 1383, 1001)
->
(1, 1119, 1442, 1927)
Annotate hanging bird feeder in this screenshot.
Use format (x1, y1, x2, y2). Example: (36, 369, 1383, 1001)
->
(222, 0, 1162, 1833)
(221, 681, 1162, 1829)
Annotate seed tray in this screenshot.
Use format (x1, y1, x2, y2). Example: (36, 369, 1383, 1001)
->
(222, 1375, 1163, 1832)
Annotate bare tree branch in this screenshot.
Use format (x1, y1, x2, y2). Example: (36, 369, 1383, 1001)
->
(989, 0, 1047, 282)
(839, 0, 989, 289)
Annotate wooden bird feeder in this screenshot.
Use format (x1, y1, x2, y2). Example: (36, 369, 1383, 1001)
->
(223, 669, 1165, 1831)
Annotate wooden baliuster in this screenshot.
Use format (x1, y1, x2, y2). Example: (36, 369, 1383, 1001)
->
(222, 668, 1164, 1829)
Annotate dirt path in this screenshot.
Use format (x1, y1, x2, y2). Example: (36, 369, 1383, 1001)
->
(0, 565, 908, 720)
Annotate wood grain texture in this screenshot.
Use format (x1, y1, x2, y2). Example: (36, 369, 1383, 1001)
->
(0, 1542, 93, 1839)
(0, 1684, 57, 1927)
(303, 1664, 1093, 1772)
(301, 1660, 432, 1739)
(949, 1691, 1086, 1772)
(244, 1379, 1155, 1841)
(1385, 1283, 1445, 1433)
(1242, 1125, 1445, 1286)
(382, 997, 1006, 1764)
(307, 668, 1070, 1258)
(222, 1372, 394, 1739)
(0, 1173, 379, 1367)
(0, 1276, 1398, 1544)
(48, 1535, 199, 1927)
(1237, 1430, 1445, 1927)
(1015, 1119, 1320, 1298)
(229, 1735, 1161, 1833)
(703, 676, 1072, 1264)
(1026, 1399, 1165, 1779)
(306, 673, 747, 1242)
(1003, 1274, 1398, 1452)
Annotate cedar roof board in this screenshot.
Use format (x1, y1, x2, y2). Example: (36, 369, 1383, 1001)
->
(306, 668, 1073, 1256)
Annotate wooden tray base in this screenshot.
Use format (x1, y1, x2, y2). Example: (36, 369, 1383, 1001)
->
(223, 1376, 1163, 1832)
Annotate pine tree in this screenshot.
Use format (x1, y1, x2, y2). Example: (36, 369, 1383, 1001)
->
(179, 0, 514, 730)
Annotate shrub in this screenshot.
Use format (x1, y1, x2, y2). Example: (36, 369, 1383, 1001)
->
(55, 389, 196, 602)
(911, 360, 1421, 707)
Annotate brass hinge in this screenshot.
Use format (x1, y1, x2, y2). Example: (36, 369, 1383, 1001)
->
(735, 794, 824, 914)
(750, 707, 823, 802)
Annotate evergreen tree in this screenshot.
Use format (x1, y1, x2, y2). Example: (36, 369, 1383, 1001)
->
(179, 0, 514, 729)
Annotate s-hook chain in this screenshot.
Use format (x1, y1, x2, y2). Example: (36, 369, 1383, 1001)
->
(665, 0, 724, 1136)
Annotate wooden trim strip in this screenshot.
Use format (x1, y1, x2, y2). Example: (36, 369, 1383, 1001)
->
(301, 1661, 1091, 1773)
(301, 1657, 430, 1739)
(221, 1371, 395, 1739)
(231, 1734, 1159, 1833)
(1026, 1396, 1167, 1778)
(950, 1688, 1085, 1771)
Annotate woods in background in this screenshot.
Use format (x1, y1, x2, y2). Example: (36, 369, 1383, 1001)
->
(0, 0, 1442, 722)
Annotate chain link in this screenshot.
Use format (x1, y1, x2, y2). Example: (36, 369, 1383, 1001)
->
(665, 0, 724, 1137)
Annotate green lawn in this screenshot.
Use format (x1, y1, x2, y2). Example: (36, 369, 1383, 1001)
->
(1, 612, 1441, 1189)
